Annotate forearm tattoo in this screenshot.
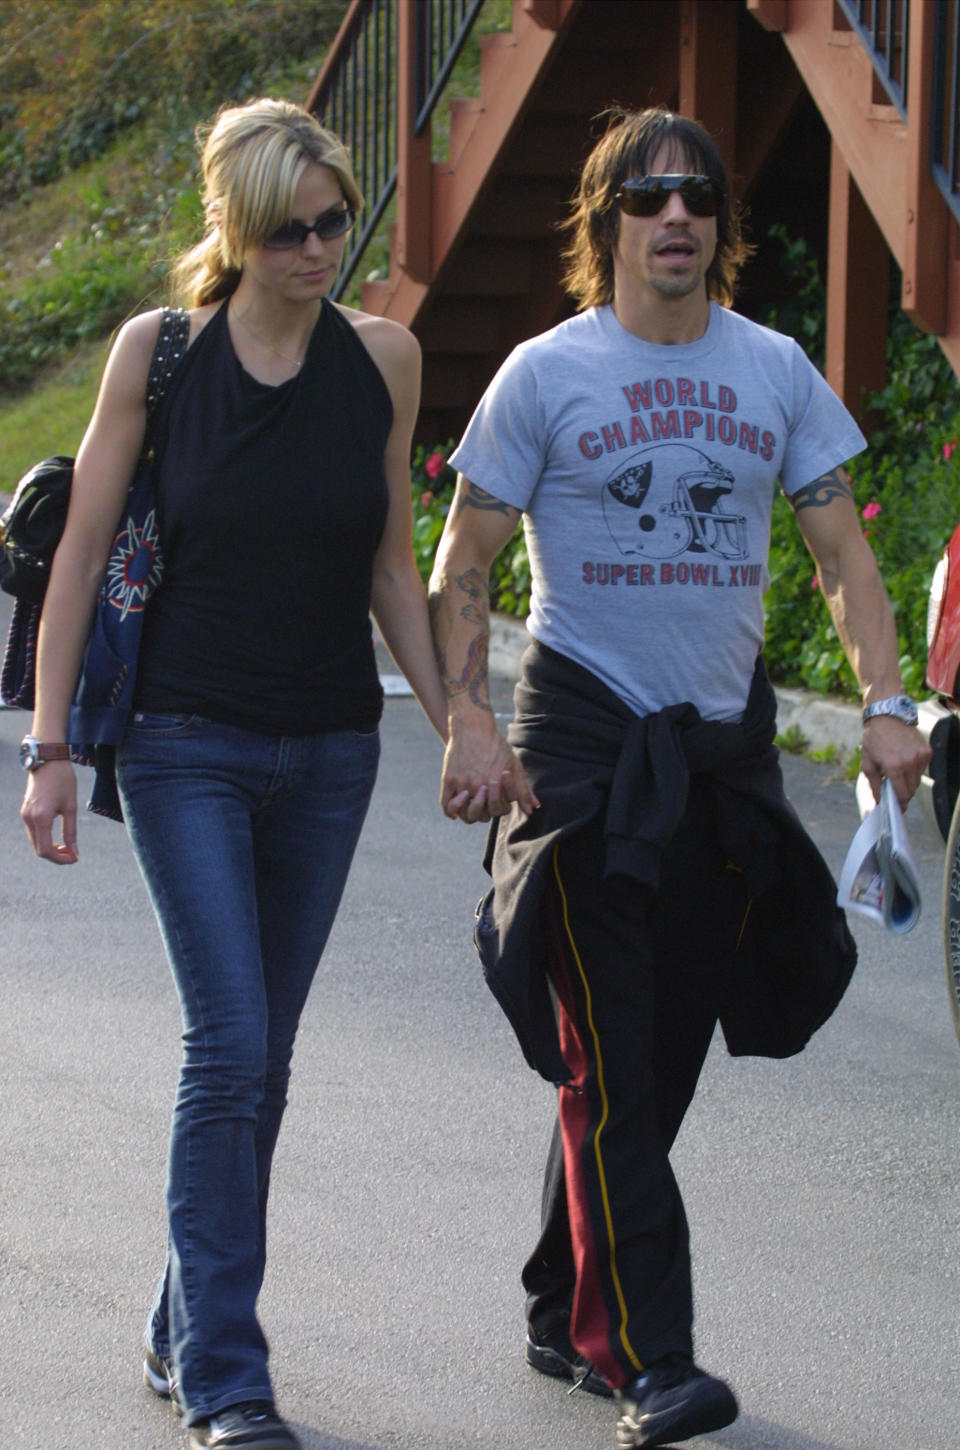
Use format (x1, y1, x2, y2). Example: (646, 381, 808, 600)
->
(429, 569, 492, 712)
(789, 466, 854, 514)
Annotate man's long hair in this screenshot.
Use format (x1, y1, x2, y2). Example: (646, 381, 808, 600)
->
(560, 107, 750, 311)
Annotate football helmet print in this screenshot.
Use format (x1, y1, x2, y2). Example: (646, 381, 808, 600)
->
(603, 444, 748, 560)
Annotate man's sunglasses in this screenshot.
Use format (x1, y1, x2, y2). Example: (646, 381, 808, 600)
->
(616, 174, 723, 218)
(262, 205, 356, 250)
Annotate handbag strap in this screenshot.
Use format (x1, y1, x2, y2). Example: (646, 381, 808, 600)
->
(145, 305, 191, 434)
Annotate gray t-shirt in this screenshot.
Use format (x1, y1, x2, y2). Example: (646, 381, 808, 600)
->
(450, 302, 866, 721)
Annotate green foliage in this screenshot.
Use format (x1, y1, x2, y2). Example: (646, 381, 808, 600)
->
(774, 723, 809, 754)
(845, 744, 862, 781)
(410, 442, 530, 618)
(0, 338, 108, 484)
(0, 0, 346, 201)
(0, 0, 345, 396)
(763, 235, 960, 698)
(763, 223, 826, 370)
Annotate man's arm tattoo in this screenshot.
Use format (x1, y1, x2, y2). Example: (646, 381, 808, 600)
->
(428, 570, 492, 711)
(789, 467, 854, 514)
(454, 481, 518, 520)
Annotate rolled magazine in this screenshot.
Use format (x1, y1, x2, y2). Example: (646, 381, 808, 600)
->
(836, 776, 921, 934)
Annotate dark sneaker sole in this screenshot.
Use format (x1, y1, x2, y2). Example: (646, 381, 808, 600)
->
(188, 1430, 301, 1450)
(616, 1384, 738, 1448)
(525, 1333, 612, 1398)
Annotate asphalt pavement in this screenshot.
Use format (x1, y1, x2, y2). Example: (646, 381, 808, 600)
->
(1, 599, 959, 1450)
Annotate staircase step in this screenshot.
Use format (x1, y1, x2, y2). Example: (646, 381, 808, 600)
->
(478, 28, 520, 94)
(447, 97, 485, 169)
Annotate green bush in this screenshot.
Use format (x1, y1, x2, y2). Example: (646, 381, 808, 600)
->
(764, 240, 960, 697)
(410, 443, 530, 618)
(0, 1, 344, 395)
(0, 0, 346, 202)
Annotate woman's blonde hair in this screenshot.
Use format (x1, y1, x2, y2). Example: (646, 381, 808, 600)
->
(169, 97, 363, 307)
(560, 107, 750, 311)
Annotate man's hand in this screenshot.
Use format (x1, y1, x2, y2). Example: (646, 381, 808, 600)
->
(441, 721, 539, 824)
(861, 716, 931, 811)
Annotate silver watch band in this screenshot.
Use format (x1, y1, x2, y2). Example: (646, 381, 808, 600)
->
(861, 695, 918, 727)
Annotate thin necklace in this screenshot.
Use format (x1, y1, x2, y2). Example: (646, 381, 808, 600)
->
(232, 308, 306, 369)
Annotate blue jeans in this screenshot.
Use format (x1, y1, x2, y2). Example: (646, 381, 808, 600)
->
(117, 712, 379, 1424)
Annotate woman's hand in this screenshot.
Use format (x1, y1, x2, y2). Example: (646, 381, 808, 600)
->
(21, 761, 79, 864)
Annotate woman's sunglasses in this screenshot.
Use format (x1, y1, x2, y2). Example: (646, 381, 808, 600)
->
(262, 205, 356, 250)
(616, 174, 723, 219)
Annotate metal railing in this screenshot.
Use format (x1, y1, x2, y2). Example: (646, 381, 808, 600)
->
(835, 0, 910, 113)
(932, 0, 960, 223)
(307, 0, 486, 297)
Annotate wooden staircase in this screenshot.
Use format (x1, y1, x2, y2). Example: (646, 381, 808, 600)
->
(308, 0, 960, 446)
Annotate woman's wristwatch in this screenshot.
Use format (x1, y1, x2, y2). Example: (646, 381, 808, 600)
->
(19, 736, 71, 771)
(861, 695, 919, 728)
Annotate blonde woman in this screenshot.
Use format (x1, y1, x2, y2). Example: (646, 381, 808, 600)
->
(21, 98, 450, 1450)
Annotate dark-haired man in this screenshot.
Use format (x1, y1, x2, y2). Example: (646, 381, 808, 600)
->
(428, 108, 929, 1448)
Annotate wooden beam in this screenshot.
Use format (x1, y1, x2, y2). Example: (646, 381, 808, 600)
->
(826, 140, 889, 416)
(396, 0, 433, 284)
(678, 0, 738, 177)
(902, 0, 949, 332)
(523, 0, 564, 28)
(746, 0, 787, 32)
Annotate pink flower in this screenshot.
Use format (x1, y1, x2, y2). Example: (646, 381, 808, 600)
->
(420, 491, 432, 508)
(424, 451, 446, 480)
(944, 439, 957, 462)
(811, 575, 819, 590)
(862, 501, 882, 520)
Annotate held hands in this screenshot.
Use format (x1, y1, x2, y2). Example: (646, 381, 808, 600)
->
(21, 761, 79, 864)
(861, 717, 931, 812)
(440, 721, 539, 824)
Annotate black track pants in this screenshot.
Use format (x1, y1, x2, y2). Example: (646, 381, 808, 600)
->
(522, 785, 750, 1386)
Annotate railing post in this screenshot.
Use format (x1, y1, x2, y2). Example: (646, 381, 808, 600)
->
(902, 0, 949, 332)
(826, 140, 889, 415)
(397, 0, 433, 284)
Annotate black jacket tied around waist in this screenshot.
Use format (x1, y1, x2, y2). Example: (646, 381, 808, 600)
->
(475, 640, 857, 1085)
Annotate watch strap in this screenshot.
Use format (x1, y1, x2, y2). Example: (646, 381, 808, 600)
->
(861, 695, 918, 726)
(35, 741, 71, 762)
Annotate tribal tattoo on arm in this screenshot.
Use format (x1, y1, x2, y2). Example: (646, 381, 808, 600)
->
(788, 466, 854, 514)
(454, 481, 519, 518)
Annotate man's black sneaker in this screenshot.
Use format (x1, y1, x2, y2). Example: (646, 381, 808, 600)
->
(615, 1355, 738, 1447)
(143, 1348, 180, 1411)
(525, 1322, 612, 1398)
(188, 1401, 301, 1449)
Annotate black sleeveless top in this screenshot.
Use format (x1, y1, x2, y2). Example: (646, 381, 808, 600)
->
(136, 298, 392, 733)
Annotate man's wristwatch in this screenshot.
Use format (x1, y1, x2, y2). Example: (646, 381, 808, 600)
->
(19, 736, 71, 772)
(861, 695, 919, 728)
